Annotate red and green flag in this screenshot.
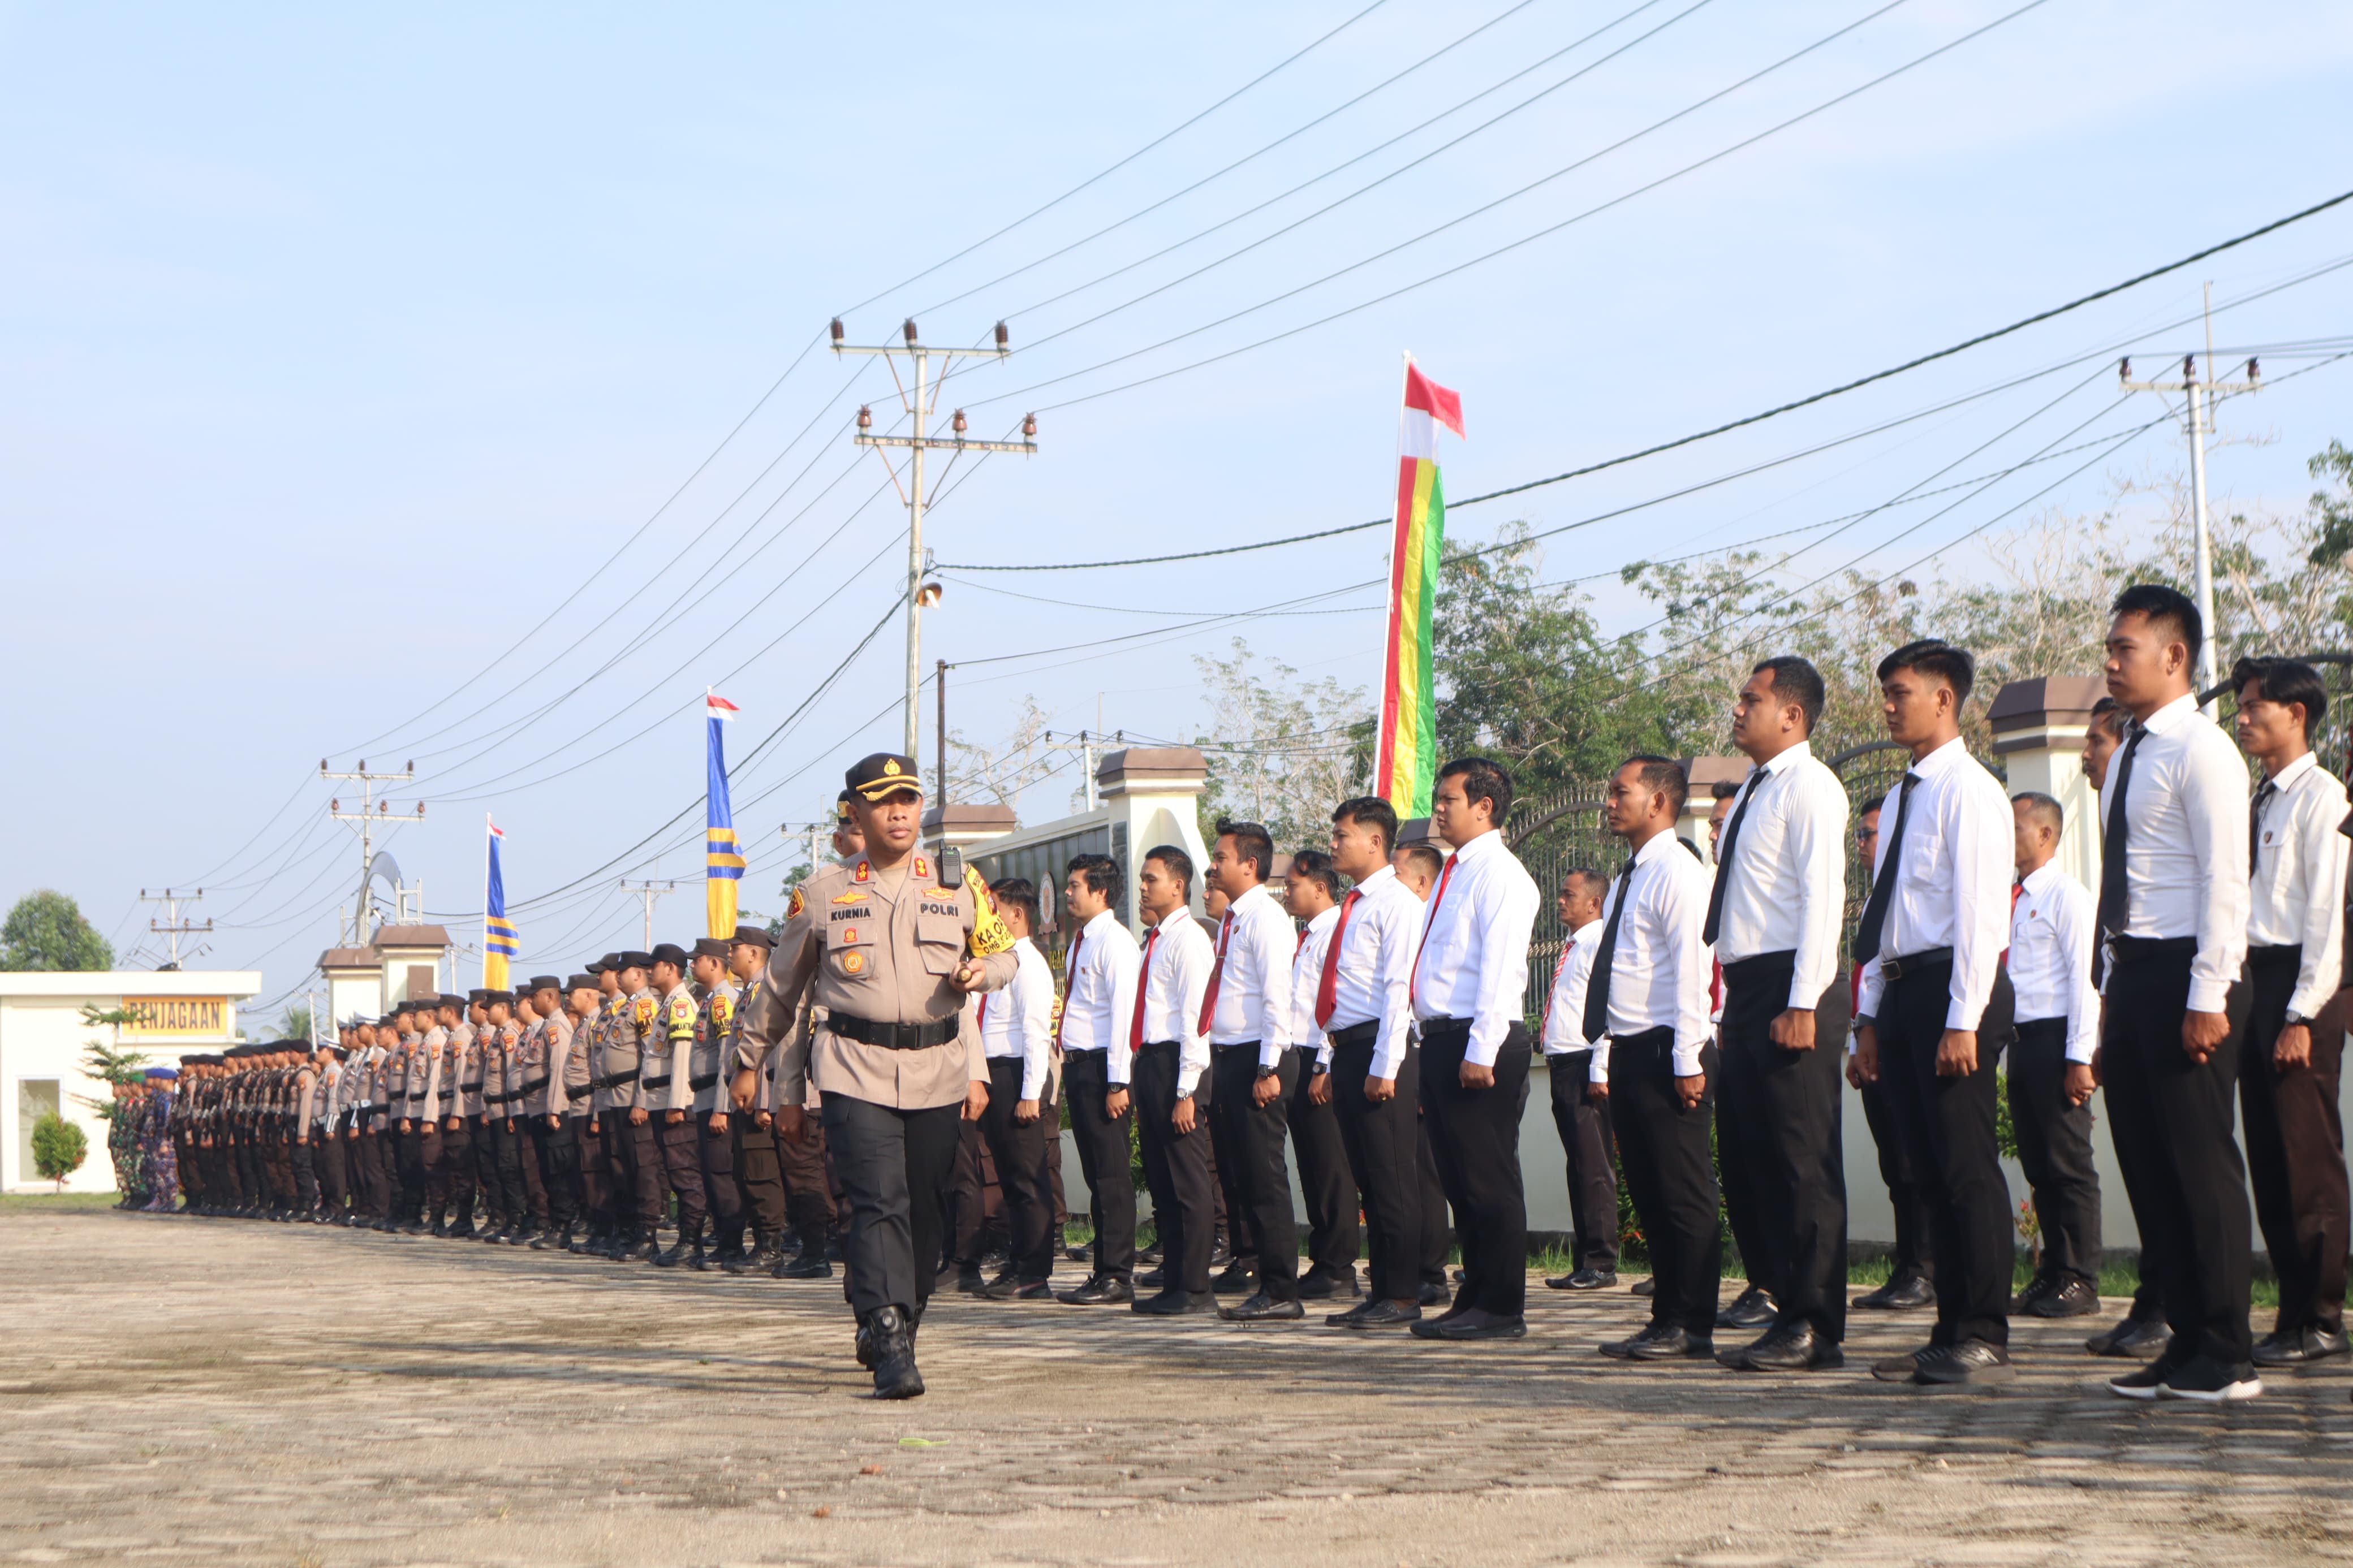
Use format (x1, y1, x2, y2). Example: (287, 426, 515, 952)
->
(1375, 357, 1465, 819)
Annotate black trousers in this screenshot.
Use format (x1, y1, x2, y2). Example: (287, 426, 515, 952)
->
(1610, 1029, 1723, 1337)
(778, 1109, 839, 1249)
(1718, 954, 1848, 1341)
(1063, 1049, 1136, 1279)
(947, 1118, 992, 1268)
(1544, 1050, 1619, 1272)
(1333, 1034, 1425, 1302)
(1208, 1046, 1300, 1298)
(2009, 1018, 2102, 1286)
(1859, 1075, 1933, 1282)
(1876, 960, 2012, 1348)
(1287, 1060, 1360, 1280)
(395, 1127, 428, 1220)
(1134, 1040, 1217, 1296)
(699, 1115, 745, 1239)
(821, 1092, 963, 1318)
(656, 1115, 708, 1237)
(2104, 938, 2253, 1366)
(980, 1055, 1057, 1281)
(434, 1120, 475, 1219)
(2239, 946, 2346, 1333)
(1419, 1020, 1532, 1317)
(291, 1139, 318, 1212)
(533, 1118, 581, 1230)
(317, 1132, 348, 1213)
(732, 1113, 787, 1239)
(1416, 1116, 1452, 1285)
(494, 1117, 531, 1223)
(602, 1113, 665, 1232)
(468, 1116, 501, 1222)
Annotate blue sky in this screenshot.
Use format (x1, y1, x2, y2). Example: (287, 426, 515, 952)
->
(5, 1, 2351, 1014)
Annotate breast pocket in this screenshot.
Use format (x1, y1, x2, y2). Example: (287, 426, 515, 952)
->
(916, 913, 965, 977)
(829, 918, 877, 978)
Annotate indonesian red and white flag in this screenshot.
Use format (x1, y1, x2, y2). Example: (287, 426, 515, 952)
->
(705, 692, 740, 722)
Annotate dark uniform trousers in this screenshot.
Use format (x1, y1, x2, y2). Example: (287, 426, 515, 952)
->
(2009, 1017, 2102, 1286)
(533, 1117, 582, 1230)
(947, 1119, 995, 1268)
(291, 1138, 320, 1213)
(1859, 1074, 1934, 1284)
(697, 1115, 744, 1244)
(654, 1114, 708, 1238)
(979, 1055, 1057, 1282)
(1544, 1049, 1619, 1273)
(1063, 1049, 1136, 1279)
(2104, 937, 2252, 1365)
(1874, 957, 2014, 1348)
(1611, 1028, 1723, 1337)
(493, 1117, 532, 1225)
(1134, 1040, 1217, 1295)
(398, 1126, 433, 1222)
(571, 1115, 607, 1229)
(822, 1092, 963, 1316)
(1718, 954, 1849, 1341)
(359, 1132, 390, 1219)
(1416, 1116, 1453, 1286)
(731, 1113, 788, 1242)
(1208, 1045, 1300, 1299)
(601, 1115, 665, 1236)
(1333, 1031, 1425, 1302)
(435, 1119, 476, 1223)
(1286, 1057, 1361, 1282)
(318, 1130, 348, 1214)
(468, 1115, 500, 1224)
(1419, 1019, 1532, 1318)
(779, 1113, 840, 1252)
(2240, 943, 2347, 1334)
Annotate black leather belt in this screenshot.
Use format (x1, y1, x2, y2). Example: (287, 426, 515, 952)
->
(520, 1074, 549, 1092)
(688, 1073, 719, 1091)
(1328, 1020, 1380, 1049)
(1416, 1015, 1472, 1038)
(1722, 948, 1798, 981)
(592, 1068, 640, 1090)
(1877, 947, 1953, 980)
(829, 1012, 958, 1051)
(460, 1079, 483, 1092)
(641, 1074, 673, 1089)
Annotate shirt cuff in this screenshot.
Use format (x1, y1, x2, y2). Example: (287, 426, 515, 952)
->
(1258, 1039, 1283, 1072)
(1175, 1066, 1202, 1098)
(2186, 979, 2231, 1015)
(1020, 1065, 1045, 1102)
(2064, 1032, 2096, 1066)
(1464, 1032, 1502, 1069)
(1315, 1042, 1333, 1070)
(1371, 1038, 1406, 1080)
(1671, 1040, 1703, 1077)
(1588, 1043, 1610, 1083)
(1108, 1055, 1131, 1088)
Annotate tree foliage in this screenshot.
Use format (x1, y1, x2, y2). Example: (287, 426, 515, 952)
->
(0, 891, 114, 973)
(1191, 640, 1371, 854)
(31, 1112, 88, 1190)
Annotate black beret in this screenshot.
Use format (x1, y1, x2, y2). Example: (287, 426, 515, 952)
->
(649, 942, 691, 969)
(846, 752, 922, 802)
(618, 950, 654, 972)
(730, 924, 774, 951)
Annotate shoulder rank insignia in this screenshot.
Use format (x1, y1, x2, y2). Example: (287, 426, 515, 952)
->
(965, 865, 1016, 958)
(914, 856, 930, 880)
(632, 995, 657, 1027)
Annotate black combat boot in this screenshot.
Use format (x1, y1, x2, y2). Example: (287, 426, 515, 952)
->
(868, 1306, 924, 1399)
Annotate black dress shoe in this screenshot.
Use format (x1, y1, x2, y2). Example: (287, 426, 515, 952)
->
(2088, 1313, 2169, 1359)
(1855, 1272, 1935, 1311)
(1295, 1268, 1360, 1301)
(1870, 1345, 1930, 1381)
(2026, 1277, 2100, 1319)
(1411, 1307, 1525, 1341)
(980, 1275, 1054, 1301)
(1599, 1325, 1711, 1360)
(1728, 1322, 1844, 1372)
(2252, 1324, 2353, 1366)
(1136, 1266, 1167, 1289)
(1546, 1267, 1619, 1291)
(1417, 1280, 1452, 1309)
(1066, 1241, 1093, 1263)
(2010, 1274, 2057, 1315)
(1210, 1262, 1259, 1295)
(1131, 1290, 1216, 1316)
(1331, 1298, 1421, 1329)
(1630, 1276, 1657, 1297)
(1912, 1338, 2015, 1386)
(1221, 1291, 1307, 1322)
(1056, 1275, 1135, 1306)
(952, 1265, 989, 1295)
(1716, 1285, 1778, 1330)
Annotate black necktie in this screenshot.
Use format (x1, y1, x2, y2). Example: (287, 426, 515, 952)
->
(1581, 856, 1639, 1043)
(1851, 771, 1923, 966)
(2251, 778, 2278, 869)
(2092, 723, 2148, 986)
(1701, 768, 1765, 947)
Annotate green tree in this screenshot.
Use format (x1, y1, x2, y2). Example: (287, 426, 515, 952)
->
(276, 1004, 314, 1044)
(31, 1112, 88, 1192)
(0, 891, 114, 972)
(1191, 640, 1371, 852)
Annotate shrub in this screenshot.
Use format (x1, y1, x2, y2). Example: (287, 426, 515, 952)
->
(31, 1112, 88, 1192)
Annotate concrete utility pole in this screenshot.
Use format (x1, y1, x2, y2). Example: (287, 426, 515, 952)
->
(830, 316, 1038, 765)
(1044, 725, 1126, 811)
(2121, 283, 2260, 712)
(322, 760, 426, 942)
(619, 880, 676, 949)
(139, 888, 212, 969)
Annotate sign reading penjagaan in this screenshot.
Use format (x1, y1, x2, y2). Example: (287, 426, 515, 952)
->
(120, 997, 230, 1038)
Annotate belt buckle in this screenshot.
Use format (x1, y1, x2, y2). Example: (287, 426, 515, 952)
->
(1878, 956, 1903, 980)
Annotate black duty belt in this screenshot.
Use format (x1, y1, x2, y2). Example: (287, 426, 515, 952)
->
(828, 1012, 958, 1051)
(520, 1075, 549, 1092)
(592, 1068, 640, 1090)
(688, 1073, 719, 1092)
(1415, 1016, 1472, 1039)
(1328, 1020, 1380, 1049)
(641, 1074, 673, 1090)
(1876, 947, 1953, 980)
(460, 1079, 484, 1092)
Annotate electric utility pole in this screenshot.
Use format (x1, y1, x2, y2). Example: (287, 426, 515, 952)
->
(2120, 282, 2260, 711)
(139, 888, 213, 969)
(830, 316, 1039, 765)
(321, 759, 425, 943)
(1043, 725, 1127, 811)
(619, 880, 676, 949)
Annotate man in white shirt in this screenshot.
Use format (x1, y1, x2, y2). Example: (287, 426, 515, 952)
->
(1536, 869, 1616, 1291)
(1846, 797, 1937, 1317)
(1589, 757, 1721, 1361)
(1411, 757, 1541, 1342)
(1852, 640, 2018, 1388)
(1282, 849, 1363, 1302)
(2231, 656, 2351, 1368)
(2006, 792, 2104, 1319)
(1710, 657, 1853, 1372)
(1322, 798, 1435, 1329)
(1203, 820, 1307, 1322)
(970, 878, 1059, 1300)
(2096, 586, 2259, 1402)
(1054, 853, 1143, 1306)
(1130, 844, 1219, 1316)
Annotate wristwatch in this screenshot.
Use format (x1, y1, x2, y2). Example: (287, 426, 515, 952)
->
(1255, 1065, 1279, 1081)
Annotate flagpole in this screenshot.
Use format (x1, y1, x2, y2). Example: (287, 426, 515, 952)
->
(482, 813, 492, 991)
(1374, 350, 1413, 788)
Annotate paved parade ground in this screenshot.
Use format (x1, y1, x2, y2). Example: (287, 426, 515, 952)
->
(6, 1204, 2353, 1568)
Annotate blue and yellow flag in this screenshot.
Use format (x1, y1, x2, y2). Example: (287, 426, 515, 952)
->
(705, 692, 744, 938)
(484, 816, 517, 991)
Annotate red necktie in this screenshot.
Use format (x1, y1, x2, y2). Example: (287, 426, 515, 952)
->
(1538, 932, 1575, 1039)
(1196, 914, 1233, 1036)
(1055, 928, 1084, 1049)
(1128, 926, 1161, 1051)
(1314, 889, 1361, 1027)
(1407, 854, 1460, 1003)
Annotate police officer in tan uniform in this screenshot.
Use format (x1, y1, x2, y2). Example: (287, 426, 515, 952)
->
(733, 752, 1017, 1399)
(600, 952, 666, 1261)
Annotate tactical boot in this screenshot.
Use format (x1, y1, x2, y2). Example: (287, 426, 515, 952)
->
(868, 1306, 924, 1399)
(684, 1241, 713, 1272)
(781, 1249, 834, 1280)
(429, 1216, 451, 1239)
(652, 1240, 691, 1268)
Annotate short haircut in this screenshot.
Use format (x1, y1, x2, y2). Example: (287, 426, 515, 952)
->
(2232, 655, 2328, 737)
(1065, 852, 1122, 906)
(2088, 694, 2131, 740)
(1560, 865, 1602, 894)
(1288, 848, 1342, 901)
(1395, 842, 1445, 883)
(1876, 638, 1976, 706)
(1144, 844, 1193, 892)
(1331, 795, 1399, 853)
(1436, 755, 1514, 825)
(1214, 819, 1275, 882)
(2111, 582, 2202, 664)
(1620, 753, 1690, 818)
(2012, 791, 2064, 836)
(1711, 780, 1741, 801)
(1858, 792, 1885, 817)
(1751, 654, 1826, 733)
(988, 876, 1040, 928)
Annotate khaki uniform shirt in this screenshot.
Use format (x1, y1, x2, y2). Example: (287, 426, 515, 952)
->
(601, 990, 653, 1111)
(690, 981, 739, 1113)
(736, 853, 1016, 1111)
(647, 981, 697, 1113)
(551, 1014, 591, 1118)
